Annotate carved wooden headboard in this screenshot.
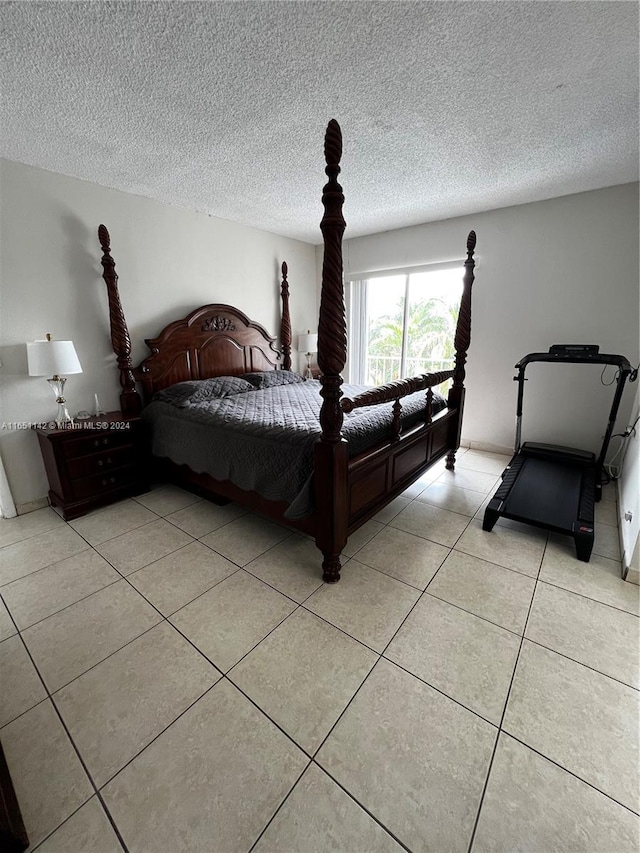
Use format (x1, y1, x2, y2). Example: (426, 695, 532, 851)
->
(134, 303, 282, 401)
(98, 224, 293, 414)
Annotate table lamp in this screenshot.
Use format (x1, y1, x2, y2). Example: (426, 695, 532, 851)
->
(298, 331, 318, 379)
(27, 334, 83, 425)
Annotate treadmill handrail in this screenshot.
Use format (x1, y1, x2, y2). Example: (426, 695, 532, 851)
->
(515, 350, 632, 372)
(512, 346, 636, 476)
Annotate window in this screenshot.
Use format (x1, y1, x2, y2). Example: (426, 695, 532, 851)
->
(348, 264, 463, 388)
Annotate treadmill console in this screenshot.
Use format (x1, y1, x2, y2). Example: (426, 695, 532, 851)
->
(549, 344, 600, 356)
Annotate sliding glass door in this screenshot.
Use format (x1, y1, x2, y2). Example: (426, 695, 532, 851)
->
(351, 266, 463, 387)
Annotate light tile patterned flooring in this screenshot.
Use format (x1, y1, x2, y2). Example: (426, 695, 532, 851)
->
(0, 449, 638, 852)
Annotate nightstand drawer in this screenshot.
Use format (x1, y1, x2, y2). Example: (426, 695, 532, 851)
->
(36, 412, 149, 520)
(61, 430, 135, 459)
(71, 466, 139, 500)
(66, 446, 136, 479)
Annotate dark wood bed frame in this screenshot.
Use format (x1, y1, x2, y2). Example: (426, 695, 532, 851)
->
(99, 119, 476, 582)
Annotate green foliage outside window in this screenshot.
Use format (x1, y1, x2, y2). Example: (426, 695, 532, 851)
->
(367, 296, 460, 387)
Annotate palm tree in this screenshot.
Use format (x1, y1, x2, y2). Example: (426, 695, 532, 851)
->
(368, 296, 459, 384)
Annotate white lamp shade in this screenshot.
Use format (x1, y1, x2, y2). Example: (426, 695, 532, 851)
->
(27, 340, 83, 376)
(298, 332, 318, 354)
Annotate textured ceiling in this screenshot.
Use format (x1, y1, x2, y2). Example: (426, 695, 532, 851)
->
(1, 1, 638, 244)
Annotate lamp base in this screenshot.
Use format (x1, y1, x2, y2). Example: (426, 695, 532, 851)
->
(55, 400, 73, 427)
(304, 353, 313, 380)
(48, 377, 74, 427)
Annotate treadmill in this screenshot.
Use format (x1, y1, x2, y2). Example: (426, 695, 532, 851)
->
(482, 344, 636, 561)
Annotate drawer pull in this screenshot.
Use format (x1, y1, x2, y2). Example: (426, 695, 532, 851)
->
(101, 476, 117, 486)
(96, 458, 113, 468)
(63, 431, 132, 459)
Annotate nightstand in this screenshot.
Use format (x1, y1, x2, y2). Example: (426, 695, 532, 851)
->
(35, 412, 150, 520)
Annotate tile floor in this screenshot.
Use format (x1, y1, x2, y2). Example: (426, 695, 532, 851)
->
(0, 449, 638, 852)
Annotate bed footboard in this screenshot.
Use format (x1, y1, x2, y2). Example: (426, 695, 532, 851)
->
(342, 371, 454, 436)
(346, 409, 458, 529)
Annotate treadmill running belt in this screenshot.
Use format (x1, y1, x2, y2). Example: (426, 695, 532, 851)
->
(502, 457, 583, 531)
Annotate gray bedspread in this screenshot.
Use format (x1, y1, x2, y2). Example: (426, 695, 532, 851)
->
(143, 380, 446, 518)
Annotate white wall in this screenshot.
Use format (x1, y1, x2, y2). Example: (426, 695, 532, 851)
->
(340, 184, 639, 457)
(0, 160, 318, 510)
(618, 386, 639, 578)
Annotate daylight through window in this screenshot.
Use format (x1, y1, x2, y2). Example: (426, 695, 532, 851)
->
(349, 266, 463, 389)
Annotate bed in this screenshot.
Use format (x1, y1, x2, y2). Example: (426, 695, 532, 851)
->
(98, 119, 477, 583)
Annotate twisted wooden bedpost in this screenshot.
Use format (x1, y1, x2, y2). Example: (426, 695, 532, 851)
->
(98, 225, 142, 417)
(314, 119, 348, 583)
(445, 229, 476, 469)
(280, 262, 292, 371)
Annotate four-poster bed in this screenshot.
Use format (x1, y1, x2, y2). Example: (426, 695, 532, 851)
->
(99, 119, 477, 582)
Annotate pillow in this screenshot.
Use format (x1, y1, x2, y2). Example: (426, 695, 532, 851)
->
(241, 370, 306, 389)
(153, 376, 255, 407)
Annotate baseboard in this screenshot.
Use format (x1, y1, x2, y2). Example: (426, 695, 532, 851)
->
(615, 478, 639, 585)
(624, 566, 640, 586)
(460, 439, 512, 457)
(621, 531, 640, 585)
(15, 496, 49, 516)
